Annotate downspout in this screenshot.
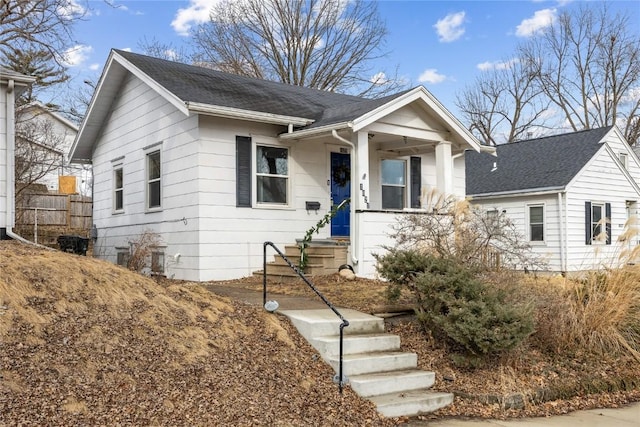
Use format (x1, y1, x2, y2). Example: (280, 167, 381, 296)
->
(331, 129, 358, 265)
(558, 192, 566, 272)
(4, 79, 49, 247)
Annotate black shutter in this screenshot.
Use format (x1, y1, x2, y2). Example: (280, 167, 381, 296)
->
(236, 136, 252, 207)
(410, 156, 422, 208)
(605, 202, 612, 245)
(585, 201, 592, 245)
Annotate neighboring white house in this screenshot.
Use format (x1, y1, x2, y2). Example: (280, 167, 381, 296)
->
(466, 127, 640, 272)
(16, 102, 91, 195)
(1, 67, 35, 240)
(70, 49, 486, 281)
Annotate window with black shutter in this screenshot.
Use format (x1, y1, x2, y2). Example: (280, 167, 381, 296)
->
(586, 201, 612, 245)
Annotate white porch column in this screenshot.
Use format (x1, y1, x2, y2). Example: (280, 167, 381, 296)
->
(435, 141, 453, 196)
(355, 131, 370, 210)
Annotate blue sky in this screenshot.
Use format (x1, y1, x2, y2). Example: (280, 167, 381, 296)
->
(60, 0, 640, 117)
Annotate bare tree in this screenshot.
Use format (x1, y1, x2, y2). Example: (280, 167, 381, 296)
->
(14, 108, 67, 197)
(191, 0, 402, 97)
(458, 3, 639, 145)
(456, 58, 551, 145)
(0, 0, 85, 68)
(137, 36, 192, 63)
(520, 3, 640, 144)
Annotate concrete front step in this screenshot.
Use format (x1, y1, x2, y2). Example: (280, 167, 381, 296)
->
(349, 369, 435, 397)
(313, 333, 400, 358)
(279, 308, 453, 418)
(368, 389, 454, 418)
(281, 309, 384, 340)
(329, 351, 417, 376)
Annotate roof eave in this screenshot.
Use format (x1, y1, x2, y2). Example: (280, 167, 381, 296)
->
(279, 122, 352, 140)
(468, 186, 567, 200)
(186, 102, 312, 127)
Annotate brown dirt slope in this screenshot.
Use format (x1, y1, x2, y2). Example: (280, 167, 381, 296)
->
(0, 241, 398, 426)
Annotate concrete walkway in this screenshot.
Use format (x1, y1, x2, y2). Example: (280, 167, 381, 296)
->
(418, 402, 640, 426)
(203, 282, 640, 426)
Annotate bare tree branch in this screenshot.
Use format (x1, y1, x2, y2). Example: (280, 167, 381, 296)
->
(520, 3, 640, 143)
(191, 0, 404, 97)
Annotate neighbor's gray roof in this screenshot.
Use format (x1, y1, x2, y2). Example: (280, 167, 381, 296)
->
(116, 49, 405, 127)
(466, 127, 612, 196)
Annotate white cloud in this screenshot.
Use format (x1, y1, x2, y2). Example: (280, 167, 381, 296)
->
(477, 58, 520, 71)
(433, 11, 466, 43)
(418, 69, 447, 84)
(61, 45, 93, 67)
(516, 8, 556, 37)
(121, 47, 132, 52)
(89, 63, 100, 71)
(58, 0, 87, 20)
(370, 72, 388, 86)
(172, 0, 222, 36)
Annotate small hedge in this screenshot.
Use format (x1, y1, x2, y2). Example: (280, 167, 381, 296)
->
(377, 249, 534, 359)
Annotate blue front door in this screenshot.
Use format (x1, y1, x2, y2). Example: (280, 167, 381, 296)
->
(330, 152, 351, 237)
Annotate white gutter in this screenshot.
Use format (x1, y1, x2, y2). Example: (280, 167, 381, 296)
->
(470, 186, 566, 200)
(4, 78, 50, 248)
(558, 192, 566, 272)
(280, 121, 352, 140)
(186, 101, 312, 127)
(331, 129, 358, 266)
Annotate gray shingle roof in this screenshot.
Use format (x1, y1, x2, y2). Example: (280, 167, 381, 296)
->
(115, 49, 398, 126)
(466, 127, 613, 196)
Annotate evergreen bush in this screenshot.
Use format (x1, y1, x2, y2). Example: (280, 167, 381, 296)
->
(377, 250, 534, 358)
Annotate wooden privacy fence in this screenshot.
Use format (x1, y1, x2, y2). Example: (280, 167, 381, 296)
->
(16, 193, 92, 230)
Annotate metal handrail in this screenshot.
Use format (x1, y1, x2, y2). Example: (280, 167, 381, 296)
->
(263, 241, 350, 393)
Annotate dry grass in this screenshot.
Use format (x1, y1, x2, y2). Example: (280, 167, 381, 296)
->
(0, 241, 395, 426)
(567, 266, 640, 359)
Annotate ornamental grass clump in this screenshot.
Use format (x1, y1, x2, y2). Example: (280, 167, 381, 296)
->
(377, 249, 534, 362)
(567, 266, 640, 360)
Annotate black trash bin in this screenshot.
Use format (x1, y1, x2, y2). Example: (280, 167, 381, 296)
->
(57, 235, 89, 256)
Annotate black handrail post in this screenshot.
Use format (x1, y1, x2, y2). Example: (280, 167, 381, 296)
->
(262, 241, 350, 394)
(339, 322, 346, 393)
(263, 241, 269, 307)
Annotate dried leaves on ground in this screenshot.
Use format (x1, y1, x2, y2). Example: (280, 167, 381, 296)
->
(0, 242, 397, 426)
(2, 241, 639, 425)
(212, 272, 640, 420)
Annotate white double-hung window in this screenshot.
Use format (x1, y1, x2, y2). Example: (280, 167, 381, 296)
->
(256, 145, 289, 205)
(381, 159, 406, 210)
(146, 148, 162, 210)
(528, 205, 544, 242)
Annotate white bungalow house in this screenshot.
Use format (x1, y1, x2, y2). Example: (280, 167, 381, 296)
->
(16, 101, 90, 195)
(70, 49, 487, 281)
(466, 127, 640, 272)
(1, 67, 35, 240)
